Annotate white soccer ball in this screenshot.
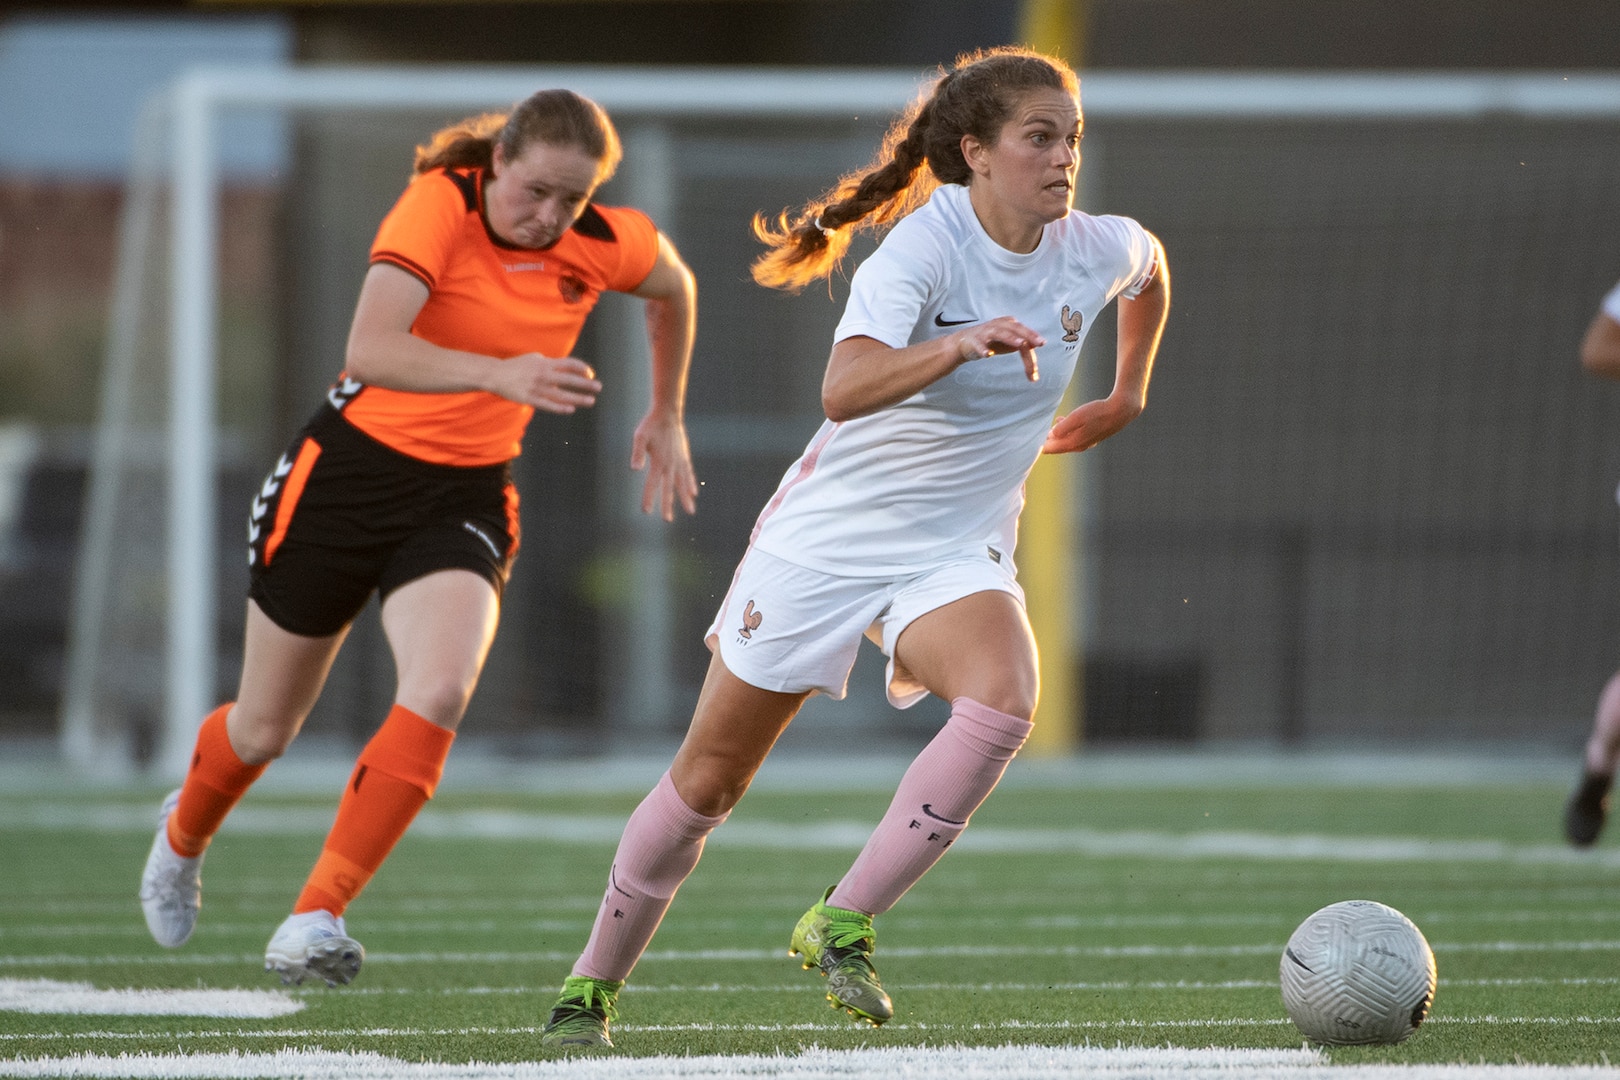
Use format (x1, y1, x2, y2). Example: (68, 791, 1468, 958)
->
(1279, 899, 1436, 1046)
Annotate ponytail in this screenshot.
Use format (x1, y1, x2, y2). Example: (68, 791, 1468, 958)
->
(412, 89, 623, 182)
(413, 112, 506, 174)
(752, 46, 1078, 292)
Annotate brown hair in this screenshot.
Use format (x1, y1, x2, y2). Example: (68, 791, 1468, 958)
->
(752, 47, 1078, 291)
(413, 88, 624, 182)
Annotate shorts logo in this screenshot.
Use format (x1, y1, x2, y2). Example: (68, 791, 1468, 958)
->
(462, 521, 502, 559)
(558, 274, 587, 304)
(1060, 304, 1084, 342)
(246, 451, 294, 565)
(987, 546, 1002, 564)
(326, 376, 363, 411)
(738, 599, 763, 640)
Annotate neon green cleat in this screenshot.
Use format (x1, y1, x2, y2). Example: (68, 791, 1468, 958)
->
(788, 885, 894, 1026)
(539, 975, 623, 1050)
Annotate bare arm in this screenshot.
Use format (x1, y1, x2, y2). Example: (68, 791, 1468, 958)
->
(1581, 309, 1620, 381)
(1043, 247, 1171, 454)
(344, 262, 602, 413)
(822, 318, 1045, 423)
(626, 234, 700, 520)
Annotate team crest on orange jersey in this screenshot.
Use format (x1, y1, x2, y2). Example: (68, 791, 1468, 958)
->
(1060, 304, 1084, 342)
(738, 599, 763, 639)
(558, 274, 587, 304)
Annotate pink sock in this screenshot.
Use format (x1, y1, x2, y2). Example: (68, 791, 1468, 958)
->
(830, 697, 1032, 916)
(573, 771, 728, 983)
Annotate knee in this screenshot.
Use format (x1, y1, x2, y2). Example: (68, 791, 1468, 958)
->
(957, 669, 1038, 722)
(397, 670, 479, 729)
(669, 751, 756, 817)
(225, 704, 301, 765)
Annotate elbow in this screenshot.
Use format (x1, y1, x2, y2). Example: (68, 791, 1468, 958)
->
(821, 383, 866, 424)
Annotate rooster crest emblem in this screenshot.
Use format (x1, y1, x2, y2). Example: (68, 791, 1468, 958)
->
(1060, 305, 1084, 342)
(738, 599, 763, 639)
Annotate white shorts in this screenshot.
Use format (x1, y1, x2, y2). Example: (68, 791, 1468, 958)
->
(705, 547, 1025, 708)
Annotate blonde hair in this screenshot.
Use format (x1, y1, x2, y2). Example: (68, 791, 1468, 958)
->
(413, 88, 623, 182)
(752, 47, 1078, 291)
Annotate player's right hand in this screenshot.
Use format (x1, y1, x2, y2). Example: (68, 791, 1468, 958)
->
(493, 353, 603, 413)
(952, 316, 1044, 382)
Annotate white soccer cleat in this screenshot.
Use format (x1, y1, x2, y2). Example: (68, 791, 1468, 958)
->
(138, 789, 203, 948)
(264, 910, 365, 987)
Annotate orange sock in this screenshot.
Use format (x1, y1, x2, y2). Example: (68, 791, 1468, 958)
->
(167, 704, 269, 858)
(294, 704, 455, 916)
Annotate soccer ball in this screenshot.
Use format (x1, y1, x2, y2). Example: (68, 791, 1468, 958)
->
(1279, 899, 1436, 1046)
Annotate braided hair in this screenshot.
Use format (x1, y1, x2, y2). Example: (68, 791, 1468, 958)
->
(752, 47, 1078, 291)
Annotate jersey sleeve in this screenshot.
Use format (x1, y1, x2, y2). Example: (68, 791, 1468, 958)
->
(833, 219, 949, 349)
(594, 205, 662, 293)
(369, 171, 465, 290)
(1093, 214, 1161, 302)
(1603, 280, 1620, 324)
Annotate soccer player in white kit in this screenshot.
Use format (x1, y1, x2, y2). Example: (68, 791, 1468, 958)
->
(541, 46, 1170, 1048)
(1565, 279, 1620, 846)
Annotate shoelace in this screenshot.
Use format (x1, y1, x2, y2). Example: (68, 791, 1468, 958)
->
(821, 916, 875, 953)
(559, 981, 619, 1023)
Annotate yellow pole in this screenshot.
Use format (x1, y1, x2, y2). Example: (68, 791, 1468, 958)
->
(1017, 0, 1087, 756)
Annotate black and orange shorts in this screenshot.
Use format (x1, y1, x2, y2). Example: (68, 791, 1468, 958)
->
(246, 406, 520, 637)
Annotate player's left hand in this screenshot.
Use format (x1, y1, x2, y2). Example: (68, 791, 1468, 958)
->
(631, 409, 700, 520)
(1042, 393, 1144, 454)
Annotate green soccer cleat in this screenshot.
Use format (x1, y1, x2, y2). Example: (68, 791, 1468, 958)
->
(539, 975, 623, 1050)
(788, 885, 894, 1026)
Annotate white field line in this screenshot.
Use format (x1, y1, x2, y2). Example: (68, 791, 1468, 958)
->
(14, 1045, 1612, 1080)
(7, 938, 1620, 971)
(0, 980, 299, 1018)
(5, 1024, 1620, 1080)
(10, 802, 1620, 869)
(6, 974, 1614, 1015)
(16, 905, 1620, 941)
(7, 1014, 1620, 1043)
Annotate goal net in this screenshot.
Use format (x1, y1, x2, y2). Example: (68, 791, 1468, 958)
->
(62, 68, 1620, 777)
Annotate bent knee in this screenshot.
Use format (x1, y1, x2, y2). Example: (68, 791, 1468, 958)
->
(954, 672, 1039, 723)
(225, 707, 301, 765)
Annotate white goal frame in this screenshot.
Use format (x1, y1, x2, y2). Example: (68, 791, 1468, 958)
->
(61, 66, 1620, 778)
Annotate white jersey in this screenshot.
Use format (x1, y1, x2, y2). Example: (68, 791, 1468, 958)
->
(1604, 280, 1620, 324)
(750, 183, 1159, 577)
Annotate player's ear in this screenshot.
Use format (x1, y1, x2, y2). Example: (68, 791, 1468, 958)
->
(490, 140, 506, 176)
(961, 133, 991, 178)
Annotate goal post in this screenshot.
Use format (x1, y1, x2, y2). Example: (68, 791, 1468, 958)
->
(62, 66, 1620, 778)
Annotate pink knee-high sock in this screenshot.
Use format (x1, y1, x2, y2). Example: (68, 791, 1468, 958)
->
(573, 770, 728, 983)
(830, 697, 1033, 916)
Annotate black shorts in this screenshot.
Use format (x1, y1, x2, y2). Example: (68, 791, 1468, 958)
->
(247, 406, 519, 637)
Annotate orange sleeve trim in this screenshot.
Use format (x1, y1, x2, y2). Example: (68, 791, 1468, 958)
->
(371, 251, 436, 290)
(262, 438, 323, 567)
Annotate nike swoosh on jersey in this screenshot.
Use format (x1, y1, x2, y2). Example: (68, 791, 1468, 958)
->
(921, 803, 968, 825)
(933, 312, 975, 327)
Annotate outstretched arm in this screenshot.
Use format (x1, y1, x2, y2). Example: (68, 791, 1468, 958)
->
(1581, 306, 1620, 381)
(628, 234, 700, 521)
(1043, 247, 1170, 455)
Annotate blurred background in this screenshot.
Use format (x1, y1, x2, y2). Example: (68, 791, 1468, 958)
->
(2, 0, 1619, 777)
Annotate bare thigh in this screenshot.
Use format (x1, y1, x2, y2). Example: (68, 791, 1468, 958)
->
(669, 650, 811, 817)
(230, 599, 348, 764)
(891, 590, 1039, 720)
(379, 569, 501, 732)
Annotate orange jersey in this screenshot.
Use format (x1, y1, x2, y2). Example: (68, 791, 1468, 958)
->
(335, 167, 660, 465)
